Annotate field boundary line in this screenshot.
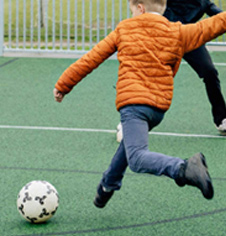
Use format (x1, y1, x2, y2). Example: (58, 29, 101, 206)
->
(181, 61, 226, 66)
(0, 125, 225, 139)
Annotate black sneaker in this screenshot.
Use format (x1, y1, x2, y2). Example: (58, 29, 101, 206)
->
(175, 153, 214, 200)
(93, 184, 114, 208)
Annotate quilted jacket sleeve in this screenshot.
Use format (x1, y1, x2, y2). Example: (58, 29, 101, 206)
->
(55, 31, 118, 94)
(180, 12, 226, 54)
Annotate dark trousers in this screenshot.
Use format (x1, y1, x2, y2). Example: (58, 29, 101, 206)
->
(100, 105, 184, 191)
(183, 45, 226, 126)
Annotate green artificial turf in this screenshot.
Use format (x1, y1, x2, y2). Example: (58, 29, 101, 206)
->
(0, 54, 225, 236)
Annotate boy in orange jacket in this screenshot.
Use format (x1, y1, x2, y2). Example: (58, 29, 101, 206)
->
(54, 0, 226, 207)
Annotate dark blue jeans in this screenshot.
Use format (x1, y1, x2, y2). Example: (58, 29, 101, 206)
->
(100, 105, 184, 190)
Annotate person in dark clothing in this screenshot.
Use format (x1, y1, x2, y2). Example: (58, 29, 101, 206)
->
(164, 0, 222, 23)
(164, 0, 226, 134)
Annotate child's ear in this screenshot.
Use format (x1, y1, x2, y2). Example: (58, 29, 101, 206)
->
(137, 3, 146, 13)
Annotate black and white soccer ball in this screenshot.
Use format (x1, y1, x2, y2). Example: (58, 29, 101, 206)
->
(17, 180, 59, 223)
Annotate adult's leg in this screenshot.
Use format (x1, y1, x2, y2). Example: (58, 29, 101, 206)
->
(183, 45, 226, 126)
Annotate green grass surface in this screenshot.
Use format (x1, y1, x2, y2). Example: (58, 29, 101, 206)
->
(0, 53, 226, 236)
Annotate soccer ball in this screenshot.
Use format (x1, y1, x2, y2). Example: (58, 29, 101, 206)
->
(17, 180, 59, 223)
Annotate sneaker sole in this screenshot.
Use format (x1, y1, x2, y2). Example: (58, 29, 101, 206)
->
(199, 154, 214, 199)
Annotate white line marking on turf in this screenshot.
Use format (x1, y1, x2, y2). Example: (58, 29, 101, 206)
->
(0, 125, 225, 139)
(181, 61, 226, 67)
(0, 125, 115, 133)
(151, 131, 225, 139)
(214, 62, 226, 66)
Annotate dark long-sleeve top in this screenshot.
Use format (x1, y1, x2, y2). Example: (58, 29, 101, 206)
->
(164, 0, 222, 23)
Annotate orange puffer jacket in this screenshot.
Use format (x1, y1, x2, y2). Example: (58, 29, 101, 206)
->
(55, 12, 226, 111)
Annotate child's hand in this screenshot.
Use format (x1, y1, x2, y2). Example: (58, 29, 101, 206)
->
(53, 88, 65, 103)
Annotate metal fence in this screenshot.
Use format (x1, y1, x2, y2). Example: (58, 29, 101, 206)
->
(0, 0, 226, 57)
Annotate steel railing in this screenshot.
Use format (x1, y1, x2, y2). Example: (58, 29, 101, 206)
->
(0, 0, 225, 57)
